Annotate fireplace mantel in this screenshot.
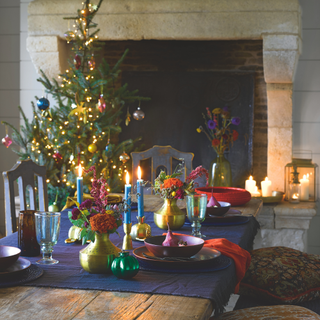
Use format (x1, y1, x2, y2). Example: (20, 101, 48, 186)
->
(26, 0, 302, 191)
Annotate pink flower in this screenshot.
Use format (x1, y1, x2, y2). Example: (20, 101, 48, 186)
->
(175, 189, 184, 199)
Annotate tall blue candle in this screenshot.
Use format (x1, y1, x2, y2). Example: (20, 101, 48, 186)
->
(124, 172, 131, 224)
(137, 166, 144, 218)
(77, 164, 83, 204)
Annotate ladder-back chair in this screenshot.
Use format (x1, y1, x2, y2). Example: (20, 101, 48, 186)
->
(3, 159, 48, 235)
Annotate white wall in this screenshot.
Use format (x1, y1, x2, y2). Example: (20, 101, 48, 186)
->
(0, 0, 20, 236)
(293, 0, 320, 254)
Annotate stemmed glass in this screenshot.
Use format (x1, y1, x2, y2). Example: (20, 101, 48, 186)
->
(186, 194, 207, 238)
(34, 212, 61, 265)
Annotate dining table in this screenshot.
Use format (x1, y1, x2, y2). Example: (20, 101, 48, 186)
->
(0, 195, 262, 320)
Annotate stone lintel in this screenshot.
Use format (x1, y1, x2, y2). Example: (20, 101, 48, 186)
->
(275, 217, 313, 229)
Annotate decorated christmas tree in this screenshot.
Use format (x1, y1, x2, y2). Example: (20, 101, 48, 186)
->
(2, 0, 147, 209)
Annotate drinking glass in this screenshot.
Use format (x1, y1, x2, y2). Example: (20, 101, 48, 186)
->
(186, 194, 207, 238)
(34, 212, 61, 265)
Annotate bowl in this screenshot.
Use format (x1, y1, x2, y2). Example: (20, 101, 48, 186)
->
(0, 245, 21, 271)
(257, 191, 284, 203)
(206, 201, 231, 216)
(144, 235, 204, 258)
(195, 187, 251, 206)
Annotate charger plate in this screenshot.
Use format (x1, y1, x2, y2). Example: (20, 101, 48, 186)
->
(0, 257, 31, 275)
(133, 246, 231, 273)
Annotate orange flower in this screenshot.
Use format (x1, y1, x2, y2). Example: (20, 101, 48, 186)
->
(212, 139, 220, 146)
(161, 178, 183, 189)
(233, 130, 239, 141)
(90, 213, 118, 233)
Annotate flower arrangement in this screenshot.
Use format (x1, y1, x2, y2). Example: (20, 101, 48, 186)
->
(68, 166, 123, 244)
(197, 106, 240, 156)
(153, 163, 209, 200)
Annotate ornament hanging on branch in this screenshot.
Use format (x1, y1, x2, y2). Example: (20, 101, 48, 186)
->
(88, 143, 97, 153)
(88, 54, 95, 71)
(37, 97, 50, 111)
(2, 126, 12, 148)
(125, 107, 131, 126)
(64, 31, 75, 42)
(97, 94, 106, 113)
(53, 152, 63, 162)
(74, 54, 81, 70)
(133, 104, 145, 121)
(119, 151, 130, 163)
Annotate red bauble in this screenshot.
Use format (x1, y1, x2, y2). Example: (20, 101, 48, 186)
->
(98, 94, 106, 113)
(53, 152, 63, 162)
(74, 54, 81, 70)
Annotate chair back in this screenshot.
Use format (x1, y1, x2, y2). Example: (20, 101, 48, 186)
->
(131, 145, 194, 194)
(2, 159, 48, 236)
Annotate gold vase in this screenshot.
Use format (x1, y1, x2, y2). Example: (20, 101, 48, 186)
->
(154, 198, 185, 230)
(79, 232, 121, 274)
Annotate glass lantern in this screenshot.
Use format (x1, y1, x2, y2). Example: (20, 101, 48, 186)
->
(285, 158, 318, 202)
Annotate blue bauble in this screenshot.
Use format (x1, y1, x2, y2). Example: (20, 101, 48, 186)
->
(37, 97, 50, 111)
(105, 144, 112, 152)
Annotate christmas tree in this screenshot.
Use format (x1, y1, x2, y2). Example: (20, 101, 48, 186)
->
(2, 0, 148, 209)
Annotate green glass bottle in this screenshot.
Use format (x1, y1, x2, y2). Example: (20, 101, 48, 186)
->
(208, 153, 232, 187)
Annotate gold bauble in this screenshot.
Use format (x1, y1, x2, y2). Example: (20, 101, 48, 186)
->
(119, 152, 130, 163)
(88, 143, 97, 153)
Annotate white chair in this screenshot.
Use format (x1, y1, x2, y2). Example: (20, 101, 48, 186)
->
(3, 159, 48, 235)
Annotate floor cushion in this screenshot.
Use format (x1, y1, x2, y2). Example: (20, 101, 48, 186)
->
(214, 305, 320, 320)
(238, 246, 320, 304)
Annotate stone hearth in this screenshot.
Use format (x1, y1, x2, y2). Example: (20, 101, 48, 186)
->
(27, 0, 301, 192)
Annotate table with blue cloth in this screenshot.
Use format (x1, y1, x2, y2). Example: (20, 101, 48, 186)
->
(0, 199, 261, 320)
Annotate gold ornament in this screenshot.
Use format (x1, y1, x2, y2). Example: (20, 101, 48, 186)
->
(88, 143, 97, 153)
(119, 152, 130, 163)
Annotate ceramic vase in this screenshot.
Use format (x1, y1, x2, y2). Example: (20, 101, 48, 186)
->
(79, 232, 121, 274)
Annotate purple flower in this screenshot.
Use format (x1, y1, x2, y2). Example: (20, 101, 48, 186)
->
(84, 221, 89, 227)
(71, 207, 81, 220)
(231, 117, 241, 125)
(79, 199, 93, 210)
(207, 120, 216, 130)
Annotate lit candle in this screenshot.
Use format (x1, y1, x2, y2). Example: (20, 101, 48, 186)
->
(300, 174, 309, 201)
(137, 166, 144, 218)
(251, 186, 261, 197)
(77, 164, 83, 204)
(124, 172, 131, 224)
(245, 175, 256, 194)
(261, 177, 272, 197)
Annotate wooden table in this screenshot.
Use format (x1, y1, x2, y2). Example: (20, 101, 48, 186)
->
(0, 197, 262, 320)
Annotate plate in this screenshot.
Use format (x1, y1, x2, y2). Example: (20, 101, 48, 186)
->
(133, 246, 232, 273)
(255, 191, 284, 204)
(0, 257, 31, 275)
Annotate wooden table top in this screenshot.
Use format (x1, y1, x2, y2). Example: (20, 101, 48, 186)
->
(0, 196, 262, 320)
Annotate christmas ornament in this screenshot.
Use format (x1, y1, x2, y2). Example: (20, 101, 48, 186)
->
(97, 94, 106, 113)
(74, 54, 81, 70)
(105, 144, 112, 152)
(133, 106, 145, 121)
(49, 202, 59, 212)
(111, 251, 139, 279)
(88, 54, 95, 71)
(125, 107, 131, 126)
(119, 152, 130, 163)
(53, 152, 63, 162)
(64, 31, 75, 42)
(2, 134, 12, 148)
(88, 143, 97, 153)
(81, 7, 91, 17)
(37, 97, 50, 111)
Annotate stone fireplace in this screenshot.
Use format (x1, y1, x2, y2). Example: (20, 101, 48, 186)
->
(27, 0, 301, 192)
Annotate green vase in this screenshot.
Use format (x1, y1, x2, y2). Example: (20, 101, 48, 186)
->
(111, 251, 139, 279)
(208, 153, 232, 187)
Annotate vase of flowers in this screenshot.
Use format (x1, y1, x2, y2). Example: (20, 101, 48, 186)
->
(153, 164, 208, 230)
(197, 106, 240, 187)
(68, 166, 123, 274)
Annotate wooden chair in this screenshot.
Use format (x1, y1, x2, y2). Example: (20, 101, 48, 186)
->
(131, 145, 194, 194)
(3, 159, 48, 236)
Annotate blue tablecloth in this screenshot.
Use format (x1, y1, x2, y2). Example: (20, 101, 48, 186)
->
(0, 209, 259, 315)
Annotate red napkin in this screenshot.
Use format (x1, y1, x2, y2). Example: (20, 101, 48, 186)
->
(204, 238, 251, 293)
(162, 233, 251, 294)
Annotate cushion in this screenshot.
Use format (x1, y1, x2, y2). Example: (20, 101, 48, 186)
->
(214, 305, 320, 320)
(239, 246, 320, 304)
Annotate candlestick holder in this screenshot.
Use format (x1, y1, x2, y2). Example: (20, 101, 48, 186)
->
(122, 223, 133, 250)
(130, 216, 151, 241)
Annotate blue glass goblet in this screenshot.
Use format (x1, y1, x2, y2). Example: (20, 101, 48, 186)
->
(186, 194, 207, 238)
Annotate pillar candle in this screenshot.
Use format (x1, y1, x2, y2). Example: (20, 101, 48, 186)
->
(124, 172, 131, 224)
(261, 177, 272, 197)
(245, 175, 256, 194)
(251, 186, 261, 197)
(137, 166, 144, 218)
(77, 164, 83, 204)
(300, 174, 309, 201)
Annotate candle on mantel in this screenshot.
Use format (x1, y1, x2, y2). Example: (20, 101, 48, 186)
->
(77, 164, 83, 204)
(251, 186, 261, 197)
(124, 172, 131, 224)
(300, 174, 309, 201)
(261, 177, 272, 197)
(137, 166, 144, 218)
(245, 175, 256, 194)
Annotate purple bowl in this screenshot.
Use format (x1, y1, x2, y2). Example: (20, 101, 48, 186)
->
(144, 235, 204, 258)
(0, 245, 21, 271)
(206, 201, 231, 217)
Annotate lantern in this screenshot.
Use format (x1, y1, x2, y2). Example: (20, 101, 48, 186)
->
(285, 158, 318, 202)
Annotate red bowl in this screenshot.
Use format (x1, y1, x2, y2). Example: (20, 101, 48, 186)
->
(144, 235, 204, 258)
(0, 245, 21, 271)
(195, 187, 251, 206)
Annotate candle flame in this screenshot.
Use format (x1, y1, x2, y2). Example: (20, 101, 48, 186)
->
(78, 164, 82, 177)
(265, 177, 268, 181)
(249, 175, 253, 180)
(126, 172, 130, 185)
(292, 193, 299, 199)
(303, 174, 307, 179)
(138, 166, 142, 180)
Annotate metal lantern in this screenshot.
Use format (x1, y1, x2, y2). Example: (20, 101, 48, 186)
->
(285, 158, 318, 202)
